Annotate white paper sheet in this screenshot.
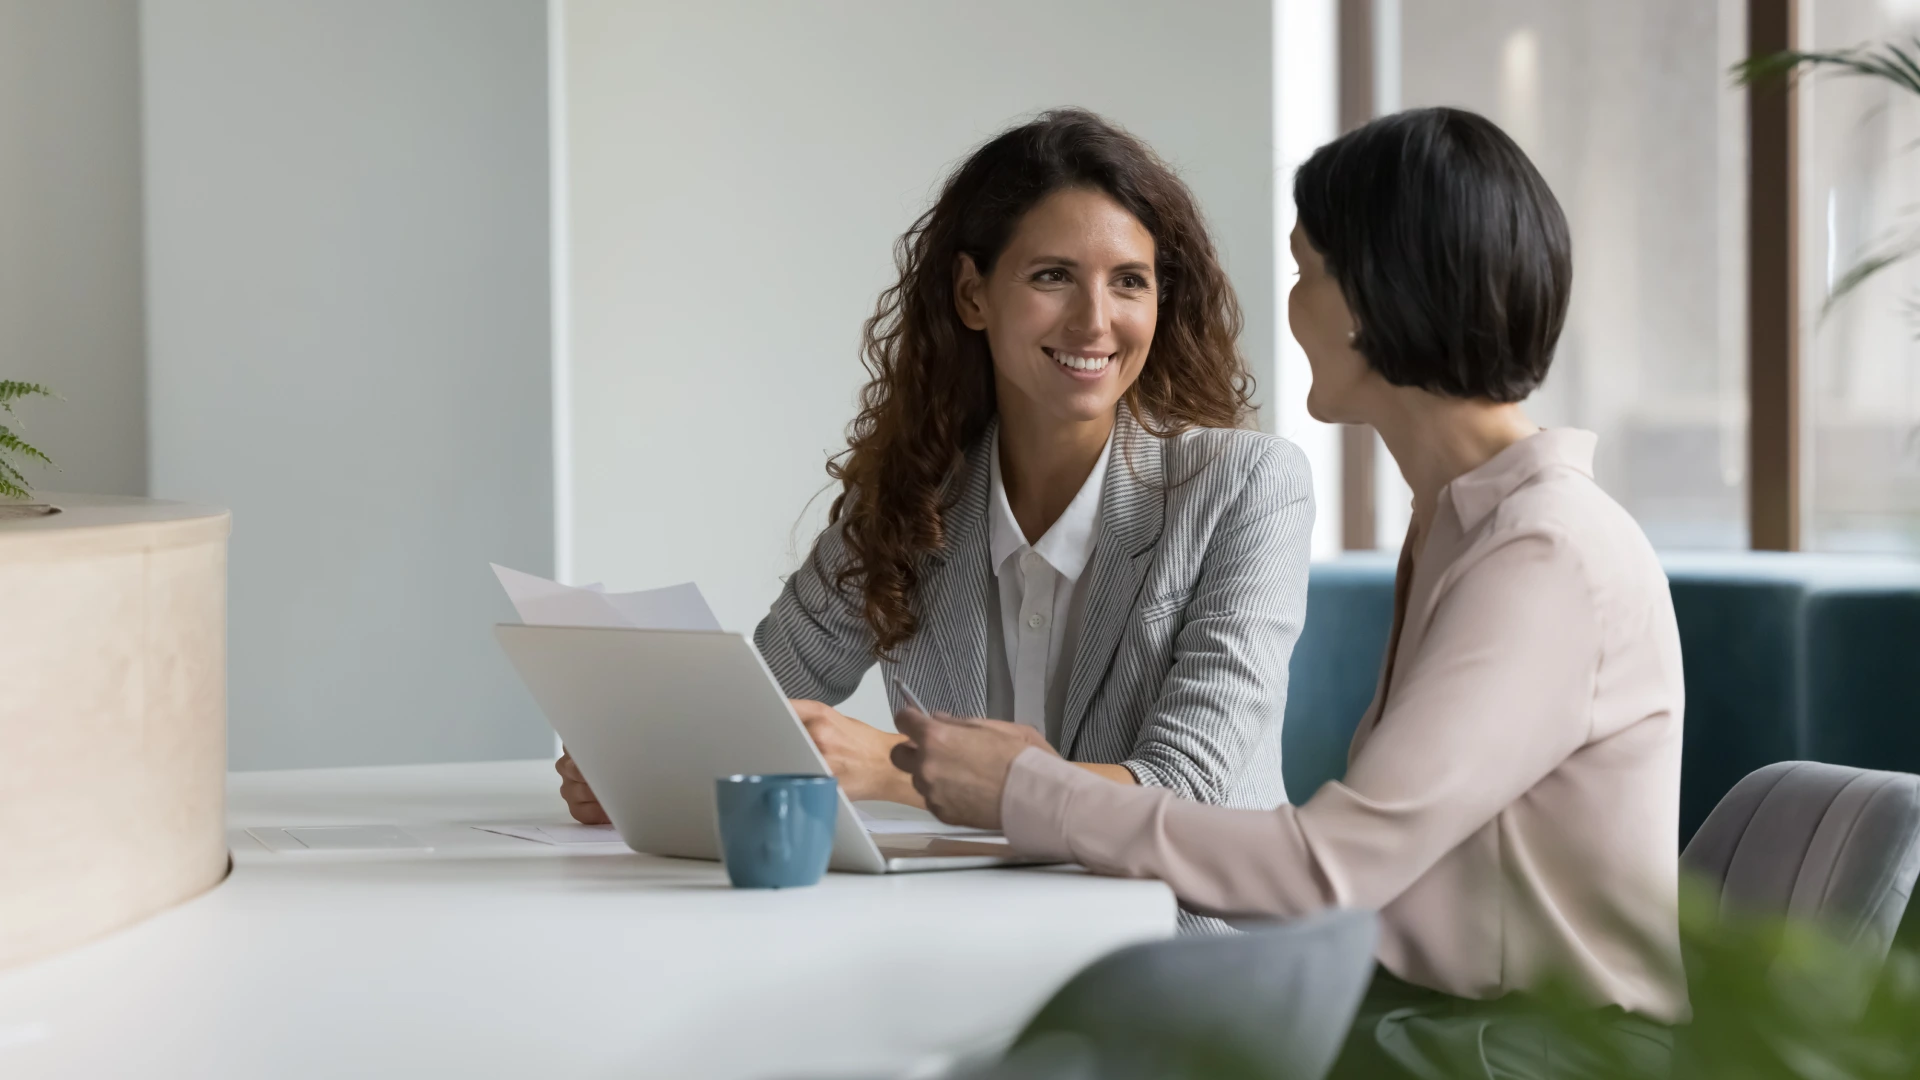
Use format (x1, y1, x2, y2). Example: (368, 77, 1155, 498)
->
(603, 582, 721, 631)
(475, 815, 996, 845)
(491, 564, 721, 631)
(853, 806, 999, 837)
(855, 818, 1001, 837)
(246, 825, 433, 853)
(472, 823, 627, 846)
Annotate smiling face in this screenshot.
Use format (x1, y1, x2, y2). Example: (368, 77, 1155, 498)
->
(955, 187, 1157, 430)
(1287, 222, 1375, 424)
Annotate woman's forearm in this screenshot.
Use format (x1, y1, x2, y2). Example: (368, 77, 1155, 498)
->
(1074, 762, 1139, 785)
(1002, 748, 1332, 918)
(880, 766, 929, 809)
(872, 733, 928, 808)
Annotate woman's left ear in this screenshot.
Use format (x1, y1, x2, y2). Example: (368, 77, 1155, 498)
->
(953, 254, 989, 332)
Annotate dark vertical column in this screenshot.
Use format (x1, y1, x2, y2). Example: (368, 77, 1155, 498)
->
(1748, 0, 1801, 550)
(1338, 0, 1377, 551)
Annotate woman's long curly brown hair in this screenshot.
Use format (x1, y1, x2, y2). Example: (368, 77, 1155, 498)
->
(830, 108, 1254, 656)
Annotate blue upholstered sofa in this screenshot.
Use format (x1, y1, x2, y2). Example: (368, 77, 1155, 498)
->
(1281, 552, 1920, 844)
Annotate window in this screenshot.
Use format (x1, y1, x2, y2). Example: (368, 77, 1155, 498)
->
(1374, 0, 1752, 550)
(1802, 0, 1920, 554)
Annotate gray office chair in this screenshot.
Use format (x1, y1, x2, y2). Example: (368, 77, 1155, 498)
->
(953, 908, 1379, 1080)
(1682, 760, 1920, 962)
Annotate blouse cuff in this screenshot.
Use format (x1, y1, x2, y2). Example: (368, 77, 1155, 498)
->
(1000, 748, 1098, 860)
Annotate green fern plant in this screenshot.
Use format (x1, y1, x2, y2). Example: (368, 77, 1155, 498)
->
(0, 381, 57, 501)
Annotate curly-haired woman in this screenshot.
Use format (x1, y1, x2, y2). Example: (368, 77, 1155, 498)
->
(559, 109, 1313, 876)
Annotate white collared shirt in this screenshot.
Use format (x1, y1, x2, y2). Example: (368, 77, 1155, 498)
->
(986, 429, 1112, 744)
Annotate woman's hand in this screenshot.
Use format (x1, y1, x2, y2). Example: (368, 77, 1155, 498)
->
(890, 710, 1057, 828)
(555, 749, 610, 824)
(790, 699, 916, 804)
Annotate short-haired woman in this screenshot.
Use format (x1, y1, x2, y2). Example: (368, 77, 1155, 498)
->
(895, 107, 1687, 1075)
(560, 110, 1314, 930)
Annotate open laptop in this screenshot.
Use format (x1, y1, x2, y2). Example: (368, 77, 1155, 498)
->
(493, 623, 1056, 873)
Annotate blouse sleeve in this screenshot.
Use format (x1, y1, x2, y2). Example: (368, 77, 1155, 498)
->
(1001, 526, 1601, 919)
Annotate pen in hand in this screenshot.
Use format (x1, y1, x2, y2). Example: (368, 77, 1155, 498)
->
(893, 676, 931, 719)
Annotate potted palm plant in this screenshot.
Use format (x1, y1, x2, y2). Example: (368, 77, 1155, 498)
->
(1736, 37, 1920, 320)
(1737, 36, 1920, 552)
(0, 380, 57, 517)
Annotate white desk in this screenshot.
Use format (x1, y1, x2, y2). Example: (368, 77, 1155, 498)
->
(0, 760, 1176, 1079)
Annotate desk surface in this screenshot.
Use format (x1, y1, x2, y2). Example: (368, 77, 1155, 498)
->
(0, 760, 1175, 1079)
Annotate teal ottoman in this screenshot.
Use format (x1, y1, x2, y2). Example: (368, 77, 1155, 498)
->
(1282, 554, 1395, 805)
(1282, 553, 1920, 844)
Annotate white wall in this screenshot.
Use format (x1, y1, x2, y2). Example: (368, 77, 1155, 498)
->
(0, 0, 146, 497)
(143, 0, 555, 769)
(561, 0, 1277, 729)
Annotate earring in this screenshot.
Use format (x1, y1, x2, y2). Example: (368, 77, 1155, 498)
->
(1346, 329, 1358, 344)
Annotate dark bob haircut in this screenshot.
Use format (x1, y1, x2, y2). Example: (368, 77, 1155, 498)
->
(1293, 106, 1572, 403)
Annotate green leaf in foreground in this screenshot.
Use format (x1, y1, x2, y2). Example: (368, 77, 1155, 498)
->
(1455, 880, 1920, 1080)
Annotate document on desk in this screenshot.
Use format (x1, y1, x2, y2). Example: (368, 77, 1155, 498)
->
(473, 823, 627, 846)
(852, 804, 999, 837)
(476, 814, 994, 846)
(491, 564, 721, 631)
(246, 825, 433, 853)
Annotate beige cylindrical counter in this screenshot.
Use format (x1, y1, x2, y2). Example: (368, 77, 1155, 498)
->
(0, 494, 229, 970)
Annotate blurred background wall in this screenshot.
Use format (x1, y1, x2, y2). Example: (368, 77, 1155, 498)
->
(0, 0, 146, 498)
(141, 0, 554, 768)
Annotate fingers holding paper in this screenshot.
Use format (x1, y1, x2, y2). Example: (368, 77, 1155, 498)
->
(890, 710, 1056, 829)
(555, 749, 611, 825)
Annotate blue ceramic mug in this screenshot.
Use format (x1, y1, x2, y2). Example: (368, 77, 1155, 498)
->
(713, 774, 838, 888)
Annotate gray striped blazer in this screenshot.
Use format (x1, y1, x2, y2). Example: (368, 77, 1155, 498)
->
(754, 405, 1314, 813)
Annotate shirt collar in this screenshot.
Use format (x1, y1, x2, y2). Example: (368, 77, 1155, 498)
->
(989, 427, 1113, 583)
(1444, 428, 1599, 532)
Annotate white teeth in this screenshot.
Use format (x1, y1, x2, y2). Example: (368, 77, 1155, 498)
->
(1051, 351, 1113, 373)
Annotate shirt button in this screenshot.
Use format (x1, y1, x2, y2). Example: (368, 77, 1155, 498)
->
(1026, 613, 1047, 629)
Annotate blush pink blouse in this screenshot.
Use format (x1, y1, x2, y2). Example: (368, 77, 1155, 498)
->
(1001, 429, 1689, 1022)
